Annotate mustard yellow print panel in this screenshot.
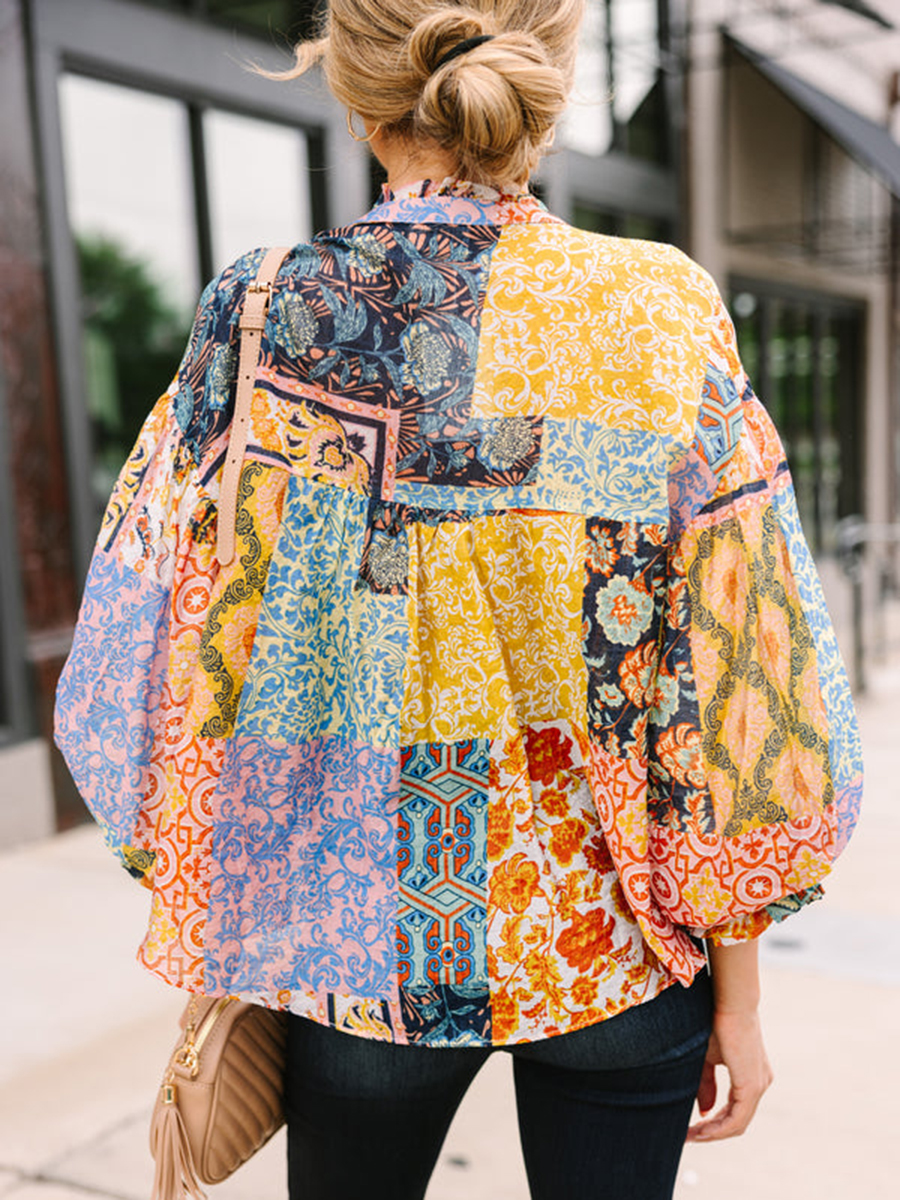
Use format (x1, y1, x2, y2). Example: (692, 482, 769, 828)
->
(99, 391, 172, 551)
(185, 462, 289, 738)
(113, 409, 197, 581)
(401, 511, 588, 745)
(472, 225, 715, 441)
(250, 368, 399, 500)
(684, 501, 833, 838)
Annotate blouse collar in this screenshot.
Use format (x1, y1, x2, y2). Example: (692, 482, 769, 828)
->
(362, 176, 555, 226)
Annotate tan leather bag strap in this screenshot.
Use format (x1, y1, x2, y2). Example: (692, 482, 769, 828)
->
(217, 246, 291, 566)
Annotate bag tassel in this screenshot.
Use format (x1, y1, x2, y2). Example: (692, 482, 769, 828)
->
(150, 1078, 206, 1200)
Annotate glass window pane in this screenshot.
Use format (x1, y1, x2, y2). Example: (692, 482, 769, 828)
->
(620, 212, 671, 241)
(118, 1, 193, 10)
(732, 291, 761, 387)
(572, 203, 617, 235)
(203, 1, 321, 39)
(565, 0, 666, 163)
(120, 1, 323, 38)
(572, 203, 672, 244)
(819, 319, 842, 551)
(732, 285, 863, 554)
(58, 75, 197, 516)
(611, 0, 665, 163)
(610, 0, 658, 121)
(204, 109, 311, 273)
(565, 0, 613, 156)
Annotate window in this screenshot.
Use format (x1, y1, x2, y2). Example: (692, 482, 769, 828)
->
(125, 0, 323, 39)
(58, 73, 313, 521)
(59, 76, 198, 513)
(204, 109, 311, 273)
(730, 283, 864, 554)
(566, 0, 669, 164)
(572, 203, 673, 243)
(726, 48, 890, 274)
(202, 0, 322, 38)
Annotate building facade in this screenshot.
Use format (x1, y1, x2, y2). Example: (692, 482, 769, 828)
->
(1, 0, 897, 844)
(690, 0, 900, 547)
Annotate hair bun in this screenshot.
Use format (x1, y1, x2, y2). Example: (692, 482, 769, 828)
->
(406, 9, 494, 76)
(279, 2, 585, 189)
(410, 11, 568, 185)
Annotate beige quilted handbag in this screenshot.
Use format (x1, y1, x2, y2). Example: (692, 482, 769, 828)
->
(150, 996, 288, 1200)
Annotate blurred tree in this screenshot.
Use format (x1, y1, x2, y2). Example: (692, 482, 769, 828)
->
(76, 234, 192, 501)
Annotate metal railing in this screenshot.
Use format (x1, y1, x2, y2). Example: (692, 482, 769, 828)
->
(835, 516, 900, 693)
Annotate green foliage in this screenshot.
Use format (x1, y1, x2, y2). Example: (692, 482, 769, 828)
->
(76, 235, 191, 488)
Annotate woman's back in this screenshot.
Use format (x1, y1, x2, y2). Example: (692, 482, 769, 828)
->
(54, 3, 862, 1192)
(55, 178, 861, 1049)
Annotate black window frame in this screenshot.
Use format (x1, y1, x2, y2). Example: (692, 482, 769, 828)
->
(0, 360, 33, 746)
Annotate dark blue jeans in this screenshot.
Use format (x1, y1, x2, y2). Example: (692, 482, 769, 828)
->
(285, 971, 712, 1200)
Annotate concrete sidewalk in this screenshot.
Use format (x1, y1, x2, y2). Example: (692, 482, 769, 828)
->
(2, 665, 899, 1200)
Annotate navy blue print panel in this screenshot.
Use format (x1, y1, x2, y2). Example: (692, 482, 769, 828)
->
(583, 519, 668, 761)
(399, 983, 492, 1046)
(582, 517, 716, 835)
(647, 540, 715, 835)
(176, 247, 272, 464)
(260, 223, 502, 473)
(401, 412, 543, 489)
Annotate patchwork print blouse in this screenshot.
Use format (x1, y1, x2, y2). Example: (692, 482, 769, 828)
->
(56, 178, 863, 1047)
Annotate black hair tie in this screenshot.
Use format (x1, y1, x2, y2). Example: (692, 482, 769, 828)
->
(434, 34, 495, 72)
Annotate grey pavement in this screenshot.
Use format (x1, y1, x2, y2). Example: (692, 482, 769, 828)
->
(2, 661, 899, 1200)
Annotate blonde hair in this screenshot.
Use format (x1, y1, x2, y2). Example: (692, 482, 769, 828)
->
(284, 1, 585, 187)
